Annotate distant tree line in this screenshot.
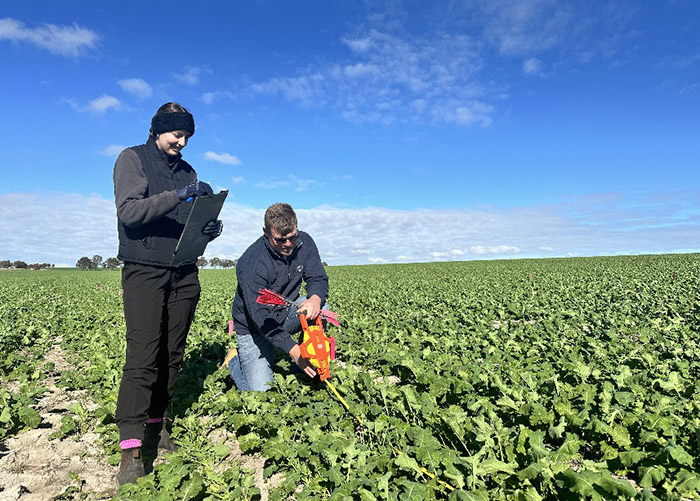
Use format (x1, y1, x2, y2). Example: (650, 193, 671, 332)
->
(75, 255, 238, 270)
(0, 260, 55, 270)
(5, 256, 323, 271)
(196, 257, 237, 269)
(75, 255, 122, 270)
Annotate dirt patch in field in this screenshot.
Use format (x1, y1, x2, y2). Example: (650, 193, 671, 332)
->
(207, 426, 284, 499)
(0, 343, 281, 501)
(0, 344, 117, 500)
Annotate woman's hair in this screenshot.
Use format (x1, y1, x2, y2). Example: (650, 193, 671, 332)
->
(156, 102, 189, 115)
(264, 203, 297, 234)
(149, 102, 194, 137)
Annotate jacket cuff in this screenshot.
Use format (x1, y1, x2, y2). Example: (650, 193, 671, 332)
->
(277, 333, 297, 355)
(166, 190, 181, 207)
(307, 290, 326, 306)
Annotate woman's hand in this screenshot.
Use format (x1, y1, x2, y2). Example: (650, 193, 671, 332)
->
(202, 219, 223, 239)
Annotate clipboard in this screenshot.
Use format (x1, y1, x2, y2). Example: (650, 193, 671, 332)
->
(170, 190, 228, 266)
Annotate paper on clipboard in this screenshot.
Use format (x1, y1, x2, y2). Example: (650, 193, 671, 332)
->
(170, 190, 228, 266)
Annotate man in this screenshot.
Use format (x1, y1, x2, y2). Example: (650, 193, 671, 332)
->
(227, 203, 328, 391)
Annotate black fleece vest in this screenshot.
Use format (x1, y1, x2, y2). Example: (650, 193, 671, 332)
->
(117, 139, 197, 267)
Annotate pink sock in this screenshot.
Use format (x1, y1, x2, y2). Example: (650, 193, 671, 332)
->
(147, 417, 164, 424)
(120, 439, 142, 450)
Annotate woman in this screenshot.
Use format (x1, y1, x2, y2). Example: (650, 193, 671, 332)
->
(112, 102, 223, 486)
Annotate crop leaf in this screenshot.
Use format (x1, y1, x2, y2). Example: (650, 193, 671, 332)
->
(609, 423, 631, 448)
(639, 465, 666, 488)
(667, 444, 694, 466)
(596, 472, 636, 497)
(180, 472, 205, 500)
(557, 469, 596, 496)
(477, 458, 516, 476)
(618, 448, 648, 466)
(18, 406, 41, 429)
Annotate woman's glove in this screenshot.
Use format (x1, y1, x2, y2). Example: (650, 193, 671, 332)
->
(176, 180, 211, 201)
(202, 219, 223, 239)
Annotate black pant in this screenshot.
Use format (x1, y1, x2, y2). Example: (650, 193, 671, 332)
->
(116, 263, 200, 442)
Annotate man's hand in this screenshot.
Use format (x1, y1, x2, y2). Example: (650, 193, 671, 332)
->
(202, 219, 223, 239)
(297, 295, 322, 320)
(289, 344, 317, 378)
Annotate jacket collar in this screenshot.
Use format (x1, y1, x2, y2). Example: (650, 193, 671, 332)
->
(146, 136, 182, 168)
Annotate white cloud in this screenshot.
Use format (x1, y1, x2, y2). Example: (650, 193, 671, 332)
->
(453, 102, 495, 127)
(234, 3, 638, 127)
(470, 245, 521, 255)
(117, 78, 153, 99)
(200, 90, 236, 105)
(173, 66, 207, 86)
(250, 73, 326, 108)
(204, 151, 242, 165)
(1, 191, 698, 267)
(88, 95, 121, 114)
(0, 17, 99, 57)
(250, 28, 491, 126)
(344, 62, 380, 77)
(253, 175, 315, 192)
(99, 145, 126, 157)
(231, 176, 245, 184)
(290, 176, 316, 192)
(476, 1, 637, 69)
(66, 95, 123, 114)
(479, 0, 573, 56)
(342, 36, 374, 53)
(201, 92, 217, 105)
(523, 57, 543, 75)
(351, 243, 370, 255)
(0, 193, 116, 267)
(255, 180, 290, 189)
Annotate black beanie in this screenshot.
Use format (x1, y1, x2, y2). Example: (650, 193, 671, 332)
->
(151, 111, 195, 136)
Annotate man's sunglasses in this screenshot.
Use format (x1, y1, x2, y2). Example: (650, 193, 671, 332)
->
(269, 232, 299, 245)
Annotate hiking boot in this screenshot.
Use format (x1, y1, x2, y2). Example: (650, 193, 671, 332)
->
(116, 447, 145, 487)
(145, 421, 179, 453)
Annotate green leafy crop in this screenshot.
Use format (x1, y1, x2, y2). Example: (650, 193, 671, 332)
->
(1, 254, 700, 499)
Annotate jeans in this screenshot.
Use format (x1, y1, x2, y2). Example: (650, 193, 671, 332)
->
(228, 298, 325, 392)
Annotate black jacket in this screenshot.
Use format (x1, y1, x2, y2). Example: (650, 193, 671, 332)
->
(113, 137, 197, 267)
(232, 231, 328, 353)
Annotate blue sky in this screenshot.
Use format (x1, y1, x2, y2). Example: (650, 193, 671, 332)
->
(1, 1, 698, 266)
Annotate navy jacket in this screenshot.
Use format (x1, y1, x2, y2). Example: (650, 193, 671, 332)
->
(232, 231, 328, 353)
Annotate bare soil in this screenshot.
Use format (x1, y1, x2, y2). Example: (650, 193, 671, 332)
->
(0, 345, 116, 500)
(0, 344, 276, 501)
